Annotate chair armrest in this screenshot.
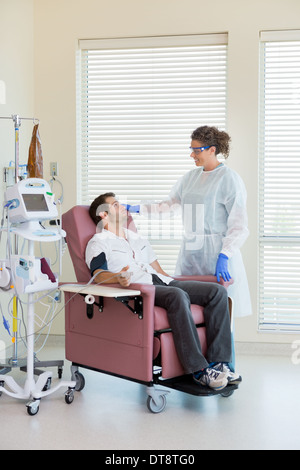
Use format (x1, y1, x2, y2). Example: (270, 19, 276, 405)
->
(87, 282, 156, 297)
(173, 275, 234, 289)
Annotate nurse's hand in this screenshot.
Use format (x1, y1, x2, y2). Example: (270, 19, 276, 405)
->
(122, 204, 140, 213)
(215, 254, 231, 282)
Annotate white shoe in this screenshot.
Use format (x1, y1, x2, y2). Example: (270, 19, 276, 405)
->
(213, 363, 242, 385)
(193, 367, 228, 391)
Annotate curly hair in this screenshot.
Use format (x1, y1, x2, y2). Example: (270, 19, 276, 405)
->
(191, 126, 231, 159)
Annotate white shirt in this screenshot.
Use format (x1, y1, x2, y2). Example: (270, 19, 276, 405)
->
(85, 228, 173, 285)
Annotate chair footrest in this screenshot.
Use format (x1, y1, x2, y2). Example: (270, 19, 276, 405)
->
(155, 374, 238, 397)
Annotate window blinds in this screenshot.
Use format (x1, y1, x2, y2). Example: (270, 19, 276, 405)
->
(259, 31, 300, 331)
(77, 34, 228, 273)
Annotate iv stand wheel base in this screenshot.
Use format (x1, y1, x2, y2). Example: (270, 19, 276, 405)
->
(26, 387, 75, 415)
(0, 372, 76, 416)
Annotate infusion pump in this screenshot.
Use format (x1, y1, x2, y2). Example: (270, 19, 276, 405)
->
(1, 178, 65, 294)
(5, 178, 58, 224)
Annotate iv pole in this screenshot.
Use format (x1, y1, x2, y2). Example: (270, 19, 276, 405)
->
(0, 114, 76, 414)
(0, 115, 40, 365)
(0, 114, 28, 362)
(12, 114, 21, 362)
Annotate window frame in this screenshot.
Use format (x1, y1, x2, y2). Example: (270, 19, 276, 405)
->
(258, 30, 300, 332)
(76, 33, 228, 274)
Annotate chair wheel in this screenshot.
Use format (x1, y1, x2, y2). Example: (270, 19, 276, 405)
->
(147, 394, 167, 413)
(74, 371, 85, 392)
(221, 388, 235, 398)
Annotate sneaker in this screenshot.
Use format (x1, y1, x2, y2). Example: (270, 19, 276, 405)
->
(193, 367, 228, 391)
(213, 363, 242, 385)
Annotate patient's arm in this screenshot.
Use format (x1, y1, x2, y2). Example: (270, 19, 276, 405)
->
(94, 265, 131, 287)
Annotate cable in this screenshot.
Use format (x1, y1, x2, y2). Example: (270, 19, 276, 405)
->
(34, 297, 58, 354)
(49, 177, 64, 204)
(11, 271, 122, 342)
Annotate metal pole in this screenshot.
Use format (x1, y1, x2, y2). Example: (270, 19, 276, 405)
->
(12, 114, 21, 183)
(11, 114, 21, 363)
(0, 114, 38, 365)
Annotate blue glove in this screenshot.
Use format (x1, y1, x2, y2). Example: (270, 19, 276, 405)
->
(122, 204, 140, 214)
(215, 253, 231, 282)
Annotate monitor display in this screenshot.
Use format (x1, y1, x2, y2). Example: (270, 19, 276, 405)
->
(22, 194, 49, 212)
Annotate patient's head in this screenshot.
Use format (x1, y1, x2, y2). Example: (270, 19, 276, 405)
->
(89, 193, 116, 225)
(89, 192, 128, 234)
(89, 192, 115, 225)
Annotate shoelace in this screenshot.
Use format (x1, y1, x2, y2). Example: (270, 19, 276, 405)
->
(201, 368, 221, 385)
(214, 362, 231, 374)
(214, 363, 241, 382)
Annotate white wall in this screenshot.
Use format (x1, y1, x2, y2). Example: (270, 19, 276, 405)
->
(0, 0, 34, 207)
(2, 0, 300, 342)
(0, 0, 34, 348)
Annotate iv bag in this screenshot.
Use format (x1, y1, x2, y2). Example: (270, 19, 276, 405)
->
(27, 124, 43, 178)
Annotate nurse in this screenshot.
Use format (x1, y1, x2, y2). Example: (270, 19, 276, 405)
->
(173, 125, 252, 318)
(126, 126, 252, 318)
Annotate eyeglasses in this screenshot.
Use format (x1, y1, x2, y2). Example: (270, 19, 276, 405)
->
(189, 146, 211, 155)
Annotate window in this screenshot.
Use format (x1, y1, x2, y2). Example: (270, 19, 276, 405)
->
(77, 34, 228, 273)
(259, 30, 300, 331)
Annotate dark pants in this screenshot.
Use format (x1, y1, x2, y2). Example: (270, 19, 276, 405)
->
(153, 278, 232, 374)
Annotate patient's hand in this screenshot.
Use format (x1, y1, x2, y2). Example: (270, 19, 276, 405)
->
(117, 266, 131, 287)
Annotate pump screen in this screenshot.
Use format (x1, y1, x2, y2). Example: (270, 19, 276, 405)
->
(22, 194, 49, 212)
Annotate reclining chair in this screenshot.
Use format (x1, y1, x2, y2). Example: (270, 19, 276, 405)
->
(61, 205, 236, 413)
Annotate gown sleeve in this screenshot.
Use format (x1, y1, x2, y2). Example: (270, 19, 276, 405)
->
(221, 172, 249, 258)
(139, 176, 183, 217)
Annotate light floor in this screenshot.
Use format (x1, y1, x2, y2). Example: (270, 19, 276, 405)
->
(1, 343, 300, 450)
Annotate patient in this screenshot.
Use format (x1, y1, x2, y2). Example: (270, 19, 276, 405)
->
(86, 192, 241, 390)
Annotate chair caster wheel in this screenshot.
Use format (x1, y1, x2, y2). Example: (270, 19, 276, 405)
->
(74, 371, 85, 392)
(221, 388, 235, 398)
(147, 394, 167, 414)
